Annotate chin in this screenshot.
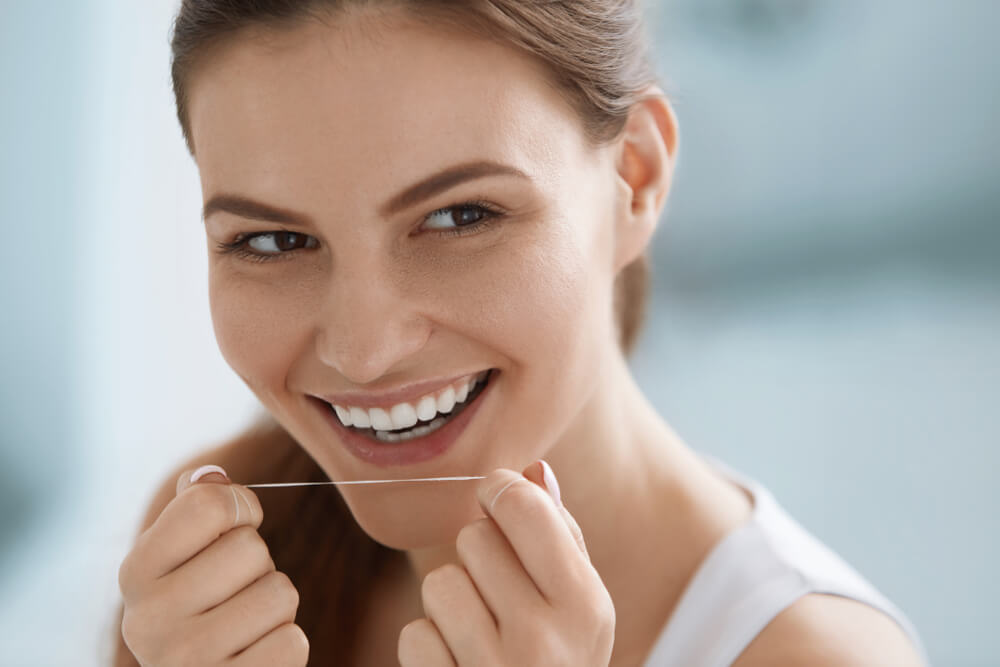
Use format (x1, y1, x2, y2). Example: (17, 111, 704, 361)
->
(337, 482, 486, 550)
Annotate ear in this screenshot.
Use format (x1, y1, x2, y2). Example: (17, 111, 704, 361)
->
(611, 86, 679, 273)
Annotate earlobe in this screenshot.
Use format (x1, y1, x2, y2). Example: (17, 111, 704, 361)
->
(612, 88, 679, 272)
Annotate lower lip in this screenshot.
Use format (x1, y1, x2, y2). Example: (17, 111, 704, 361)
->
(314, 371, 496, 468)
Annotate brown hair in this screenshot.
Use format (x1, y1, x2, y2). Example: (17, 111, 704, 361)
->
(116, 1, 662, 663)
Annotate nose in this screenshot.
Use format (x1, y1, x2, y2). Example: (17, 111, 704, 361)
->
(314, 267, 432, 385)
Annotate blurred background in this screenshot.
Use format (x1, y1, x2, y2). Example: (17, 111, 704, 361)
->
(1, 0, 996, 664)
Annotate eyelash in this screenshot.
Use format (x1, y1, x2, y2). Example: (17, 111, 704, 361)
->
(214, 199, 505, 263)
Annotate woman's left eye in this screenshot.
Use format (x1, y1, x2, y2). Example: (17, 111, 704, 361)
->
(420, 201, 503, 236)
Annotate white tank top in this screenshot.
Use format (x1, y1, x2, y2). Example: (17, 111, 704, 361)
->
(642, 454, 930, 667)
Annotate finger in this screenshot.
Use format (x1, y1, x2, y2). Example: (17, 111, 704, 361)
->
(199, 570, 300, 657)
(398, 618, 456, 667)
(476, 468, 593, 605)
(121, 474, 263, 590)
(227, 623, 309, 667)
(455, 517, 545, 623)
(523, 460, 589, 559)
(177, 464, 230, 495)
(155, 525, 276, 616)
(421, 564, 499, 664)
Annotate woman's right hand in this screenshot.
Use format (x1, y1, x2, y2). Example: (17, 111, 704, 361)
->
(117, 465, 308, 666)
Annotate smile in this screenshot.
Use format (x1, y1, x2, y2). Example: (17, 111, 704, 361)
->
(330, 369, 492, 443)
(311, 369, 498, 467)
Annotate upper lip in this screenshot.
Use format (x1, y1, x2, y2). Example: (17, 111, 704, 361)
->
(311, 369, 492, 409)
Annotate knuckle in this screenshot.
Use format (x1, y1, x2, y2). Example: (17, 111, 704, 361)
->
(121, 597, 165, 644)
(421, 563, 465, 605)
(119, 607, 150, 652)
(118, 535, 157, 601)
(231, 525, 272, 567)
(495, 479, 545, 518)
(455, 519, 492, 560)
(117, 554, 136, 599)
(264, 570, 300, 612)
(602, 593, 616, 629)
(279, 575, 301, 612)
(590, 603, 616, 659)
(581, 589, 616, 635)
(274, 623, 310, 665)
(398, 618, 435, 655)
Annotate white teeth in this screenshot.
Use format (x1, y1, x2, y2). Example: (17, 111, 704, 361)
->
(330, 369, 493, 432)
(333, 405, 353, 427)
(349, 406, 370, 428)
(374, 416, 447, 442)
(416, 395, 437, 421)
(375, 429, 402, 443)
(437, 385, 456, 414)
(369, 407, 393, 430)
(389, 402, 418, 430)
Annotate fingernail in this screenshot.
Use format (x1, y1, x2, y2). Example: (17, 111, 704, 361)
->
(190, 464, 229, 484)
(538, 460, 562, 508)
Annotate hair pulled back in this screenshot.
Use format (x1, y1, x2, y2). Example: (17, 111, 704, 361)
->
(160, 1, 662, 662)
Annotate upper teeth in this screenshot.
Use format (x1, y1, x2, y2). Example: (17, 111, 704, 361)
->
(331, 370, 489, 430)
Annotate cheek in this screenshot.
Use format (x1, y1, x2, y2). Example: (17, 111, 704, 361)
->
(208, 266, 313, 403)
(417, 220, 606, 449)
(411, 222, 598, 360)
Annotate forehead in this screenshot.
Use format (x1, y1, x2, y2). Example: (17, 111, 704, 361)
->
(187, 11, 590, 206)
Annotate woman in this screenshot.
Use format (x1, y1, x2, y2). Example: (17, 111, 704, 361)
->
(114, 1, 929, 665)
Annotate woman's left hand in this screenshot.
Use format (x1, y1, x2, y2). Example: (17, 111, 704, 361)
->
(397, 461, 616, 666)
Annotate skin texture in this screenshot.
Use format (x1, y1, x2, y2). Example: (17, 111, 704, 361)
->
(114, 5, 926, 666)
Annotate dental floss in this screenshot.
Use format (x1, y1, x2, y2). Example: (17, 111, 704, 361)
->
(230, 486, 241, 526)
(245, 475, 486, 488)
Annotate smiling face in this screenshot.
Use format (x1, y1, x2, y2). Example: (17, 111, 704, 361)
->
(187, 9, 635, 548)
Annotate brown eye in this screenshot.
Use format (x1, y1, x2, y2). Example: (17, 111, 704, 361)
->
(247, 231, 318, 254)
(453, 206, 486, 226)
(423, 204, 490, 230)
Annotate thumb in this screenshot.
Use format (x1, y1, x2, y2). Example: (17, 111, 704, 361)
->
(176, 464, 231, 496)
(522, 460, 589, 560)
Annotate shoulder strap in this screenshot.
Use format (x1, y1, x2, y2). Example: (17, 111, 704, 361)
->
(643, 456, 929, 667)
(643, 518, 811, 666)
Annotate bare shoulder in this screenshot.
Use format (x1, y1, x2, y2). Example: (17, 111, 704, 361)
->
(732, 593, 925, 667)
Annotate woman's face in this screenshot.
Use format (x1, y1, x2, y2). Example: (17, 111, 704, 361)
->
(187, 11, 633, 548)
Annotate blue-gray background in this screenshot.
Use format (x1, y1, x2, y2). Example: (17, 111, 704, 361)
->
(1, 1, 996, 665)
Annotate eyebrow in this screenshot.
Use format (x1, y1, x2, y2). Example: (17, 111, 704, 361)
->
(202, 159, 530, 224)
(378, 160, 529, 217)
(202, 194, 307, 225)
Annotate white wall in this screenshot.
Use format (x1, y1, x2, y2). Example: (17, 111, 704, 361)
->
(0, 2, 259, 664)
